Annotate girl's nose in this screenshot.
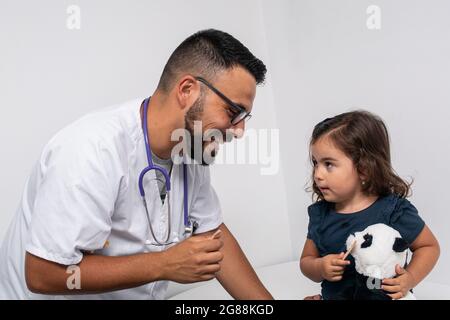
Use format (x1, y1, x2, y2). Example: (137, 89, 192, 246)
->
(314, 167, 324, 181)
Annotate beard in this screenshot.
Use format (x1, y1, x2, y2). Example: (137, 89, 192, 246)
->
(184, 95, 219, 166)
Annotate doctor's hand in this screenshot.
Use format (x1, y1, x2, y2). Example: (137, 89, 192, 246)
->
(159, 234, 224, 284)
(319, 252, 350, 282)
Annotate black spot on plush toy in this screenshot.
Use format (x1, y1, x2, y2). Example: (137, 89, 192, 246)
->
(345, 223, 416, 300)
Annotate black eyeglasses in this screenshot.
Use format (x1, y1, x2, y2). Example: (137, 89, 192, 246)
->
(195, 76, 252, 126)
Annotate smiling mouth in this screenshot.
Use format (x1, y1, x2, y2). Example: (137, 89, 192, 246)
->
(207, 133, 228, 144)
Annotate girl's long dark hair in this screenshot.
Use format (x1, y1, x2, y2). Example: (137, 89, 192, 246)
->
(310, 110, 411, 201)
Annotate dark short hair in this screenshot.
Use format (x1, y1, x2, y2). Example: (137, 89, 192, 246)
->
(309, 110, 411, 201)
(157, 29, 267, 92)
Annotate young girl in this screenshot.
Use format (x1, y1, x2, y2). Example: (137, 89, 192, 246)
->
(300, 110, 440, 300)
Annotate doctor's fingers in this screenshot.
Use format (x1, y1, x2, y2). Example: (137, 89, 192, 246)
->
(196, 251, 224, 265)
(198, 272, 218, 282)
(194, 264, 221, 282)
(199, 238, 224, 252)
(200, 263, 221, 275)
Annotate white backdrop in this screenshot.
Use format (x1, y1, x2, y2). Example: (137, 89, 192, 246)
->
(262, 0, 450, 286)
(1, 0, 448, 296)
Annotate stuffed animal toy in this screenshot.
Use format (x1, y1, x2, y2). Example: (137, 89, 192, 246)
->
(345, 223, 416, 300)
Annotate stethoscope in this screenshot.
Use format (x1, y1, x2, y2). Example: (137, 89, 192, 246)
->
(138, 97, 196, 246)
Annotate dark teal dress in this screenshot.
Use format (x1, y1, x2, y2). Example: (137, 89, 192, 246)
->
(306, 194, 425, 300)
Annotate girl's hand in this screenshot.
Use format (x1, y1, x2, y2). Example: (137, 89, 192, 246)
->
(304, 294, 322, 300)
(319, 252, 351, 282)
(382, 264, 416, 299)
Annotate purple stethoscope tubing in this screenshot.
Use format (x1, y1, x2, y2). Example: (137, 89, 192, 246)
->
(138, 97, 191, 245)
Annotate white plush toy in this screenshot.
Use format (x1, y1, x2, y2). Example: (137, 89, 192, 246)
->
(346, 223, 416, 300)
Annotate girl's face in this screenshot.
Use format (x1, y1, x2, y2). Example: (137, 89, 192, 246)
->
(311, 135, 363, 204)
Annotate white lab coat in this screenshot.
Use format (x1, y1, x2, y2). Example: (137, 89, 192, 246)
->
(0, 98, 223, 299)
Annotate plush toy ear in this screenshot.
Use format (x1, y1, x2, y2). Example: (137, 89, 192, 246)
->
(361, 233, 373, 248)
(392, 237, 409, 252)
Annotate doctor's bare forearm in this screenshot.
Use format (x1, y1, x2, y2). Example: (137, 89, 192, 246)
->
(205, 223, 273, 300)
(404, 225, 440, 287)
(25, 251, 165, 294)
(25, 233, 224, 294)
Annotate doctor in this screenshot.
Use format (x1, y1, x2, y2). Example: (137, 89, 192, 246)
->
(0, 29, 272, 299)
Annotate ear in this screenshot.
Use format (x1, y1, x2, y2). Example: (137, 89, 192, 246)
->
(359, 173, 368, 187)
(357, 164, 369, 185)
(175, 75, 201, 110)
(392, 237, 409, 253)
(359, 172, 367, 181)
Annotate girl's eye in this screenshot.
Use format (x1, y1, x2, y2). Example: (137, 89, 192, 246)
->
(325, 161, 334, 168)
(312, 160, 318, 166)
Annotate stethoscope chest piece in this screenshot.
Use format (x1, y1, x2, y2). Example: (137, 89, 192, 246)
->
(184, 220, 198, 235)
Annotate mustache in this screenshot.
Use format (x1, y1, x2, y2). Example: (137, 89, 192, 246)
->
(203, 129, 234, 143)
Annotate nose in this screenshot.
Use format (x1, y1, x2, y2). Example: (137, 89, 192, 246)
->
(314, 165, 324, 182)
(229, 121, 245, 139)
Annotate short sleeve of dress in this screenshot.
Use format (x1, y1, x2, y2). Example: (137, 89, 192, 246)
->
(385, 196, 425, 245)
(307, 201, 327, 245)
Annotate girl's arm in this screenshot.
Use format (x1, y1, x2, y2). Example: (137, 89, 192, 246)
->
(301, 239, 352, 283)
(382, 224, 440, 299)
(300, 239, 323, 282)
(405, 225, 440, 286)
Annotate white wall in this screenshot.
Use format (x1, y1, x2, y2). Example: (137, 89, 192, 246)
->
(262, 0, 450, 285)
